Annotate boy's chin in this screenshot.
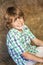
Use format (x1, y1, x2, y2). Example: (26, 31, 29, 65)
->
(17, 28, 23, 30)
(16, 26, 23, 30)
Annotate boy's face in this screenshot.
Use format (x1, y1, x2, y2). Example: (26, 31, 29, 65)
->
(10, 16, 24, 30)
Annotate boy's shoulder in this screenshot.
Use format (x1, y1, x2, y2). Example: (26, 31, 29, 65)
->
(7, 28, 16, 35)
(9, 28, 15, 32)
(23, 25, 30, 31)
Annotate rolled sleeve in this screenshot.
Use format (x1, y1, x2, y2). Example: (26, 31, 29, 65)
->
(24, 25, 36, 40)
(28, 29, 36, 40)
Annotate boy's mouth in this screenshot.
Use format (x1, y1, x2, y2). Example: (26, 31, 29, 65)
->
(16, 25, 24, 29)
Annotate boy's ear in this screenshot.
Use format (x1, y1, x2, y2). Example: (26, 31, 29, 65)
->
(4, 14, 9, 20)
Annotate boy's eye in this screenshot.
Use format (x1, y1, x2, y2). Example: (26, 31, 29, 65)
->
(14, 17, 23, 22)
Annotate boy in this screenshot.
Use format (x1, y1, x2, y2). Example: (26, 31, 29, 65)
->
(5, 6, 43, 65)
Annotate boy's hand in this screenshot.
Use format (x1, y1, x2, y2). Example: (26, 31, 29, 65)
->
(22, 52, 43, 63)
(40, 58, 43, 63)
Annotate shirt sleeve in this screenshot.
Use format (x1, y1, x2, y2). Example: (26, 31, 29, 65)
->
(6, 29, 25, 58)
(24, 25, 36, 40)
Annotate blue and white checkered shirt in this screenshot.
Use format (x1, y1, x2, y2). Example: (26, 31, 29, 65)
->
(6, 25, 38, 65)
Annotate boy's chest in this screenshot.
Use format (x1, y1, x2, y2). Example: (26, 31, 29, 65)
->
(15, 32, 31, 45)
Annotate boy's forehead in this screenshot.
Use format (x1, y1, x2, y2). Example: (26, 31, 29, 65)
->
(9, 16, 17, 20)
(9, 15, 18, 20)
(5, 13, 24, 20)
(9, 15, 18, 19)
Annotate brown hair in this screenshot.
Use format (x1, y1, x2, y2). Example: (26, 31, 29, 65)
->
(4, 6, 24, 29)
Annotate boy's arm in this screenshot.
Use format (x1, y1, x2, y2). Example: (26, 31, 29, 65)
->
(26, 26, 43, 46)
(22, 52, 43, 63)
(32, 38, 43, 46)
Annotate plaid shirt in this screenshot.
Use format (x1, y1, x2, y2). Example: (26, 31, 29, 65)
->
(6, 25, 38, 65)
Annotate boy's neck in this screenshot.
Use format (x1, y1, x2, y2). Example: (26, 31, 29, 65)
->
(18, 29, 23, 32)
(14, 28, 23, 32)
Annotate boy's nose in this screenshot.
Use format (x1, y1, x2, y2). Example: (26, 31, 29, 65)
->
(17, 18, 19, 21)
